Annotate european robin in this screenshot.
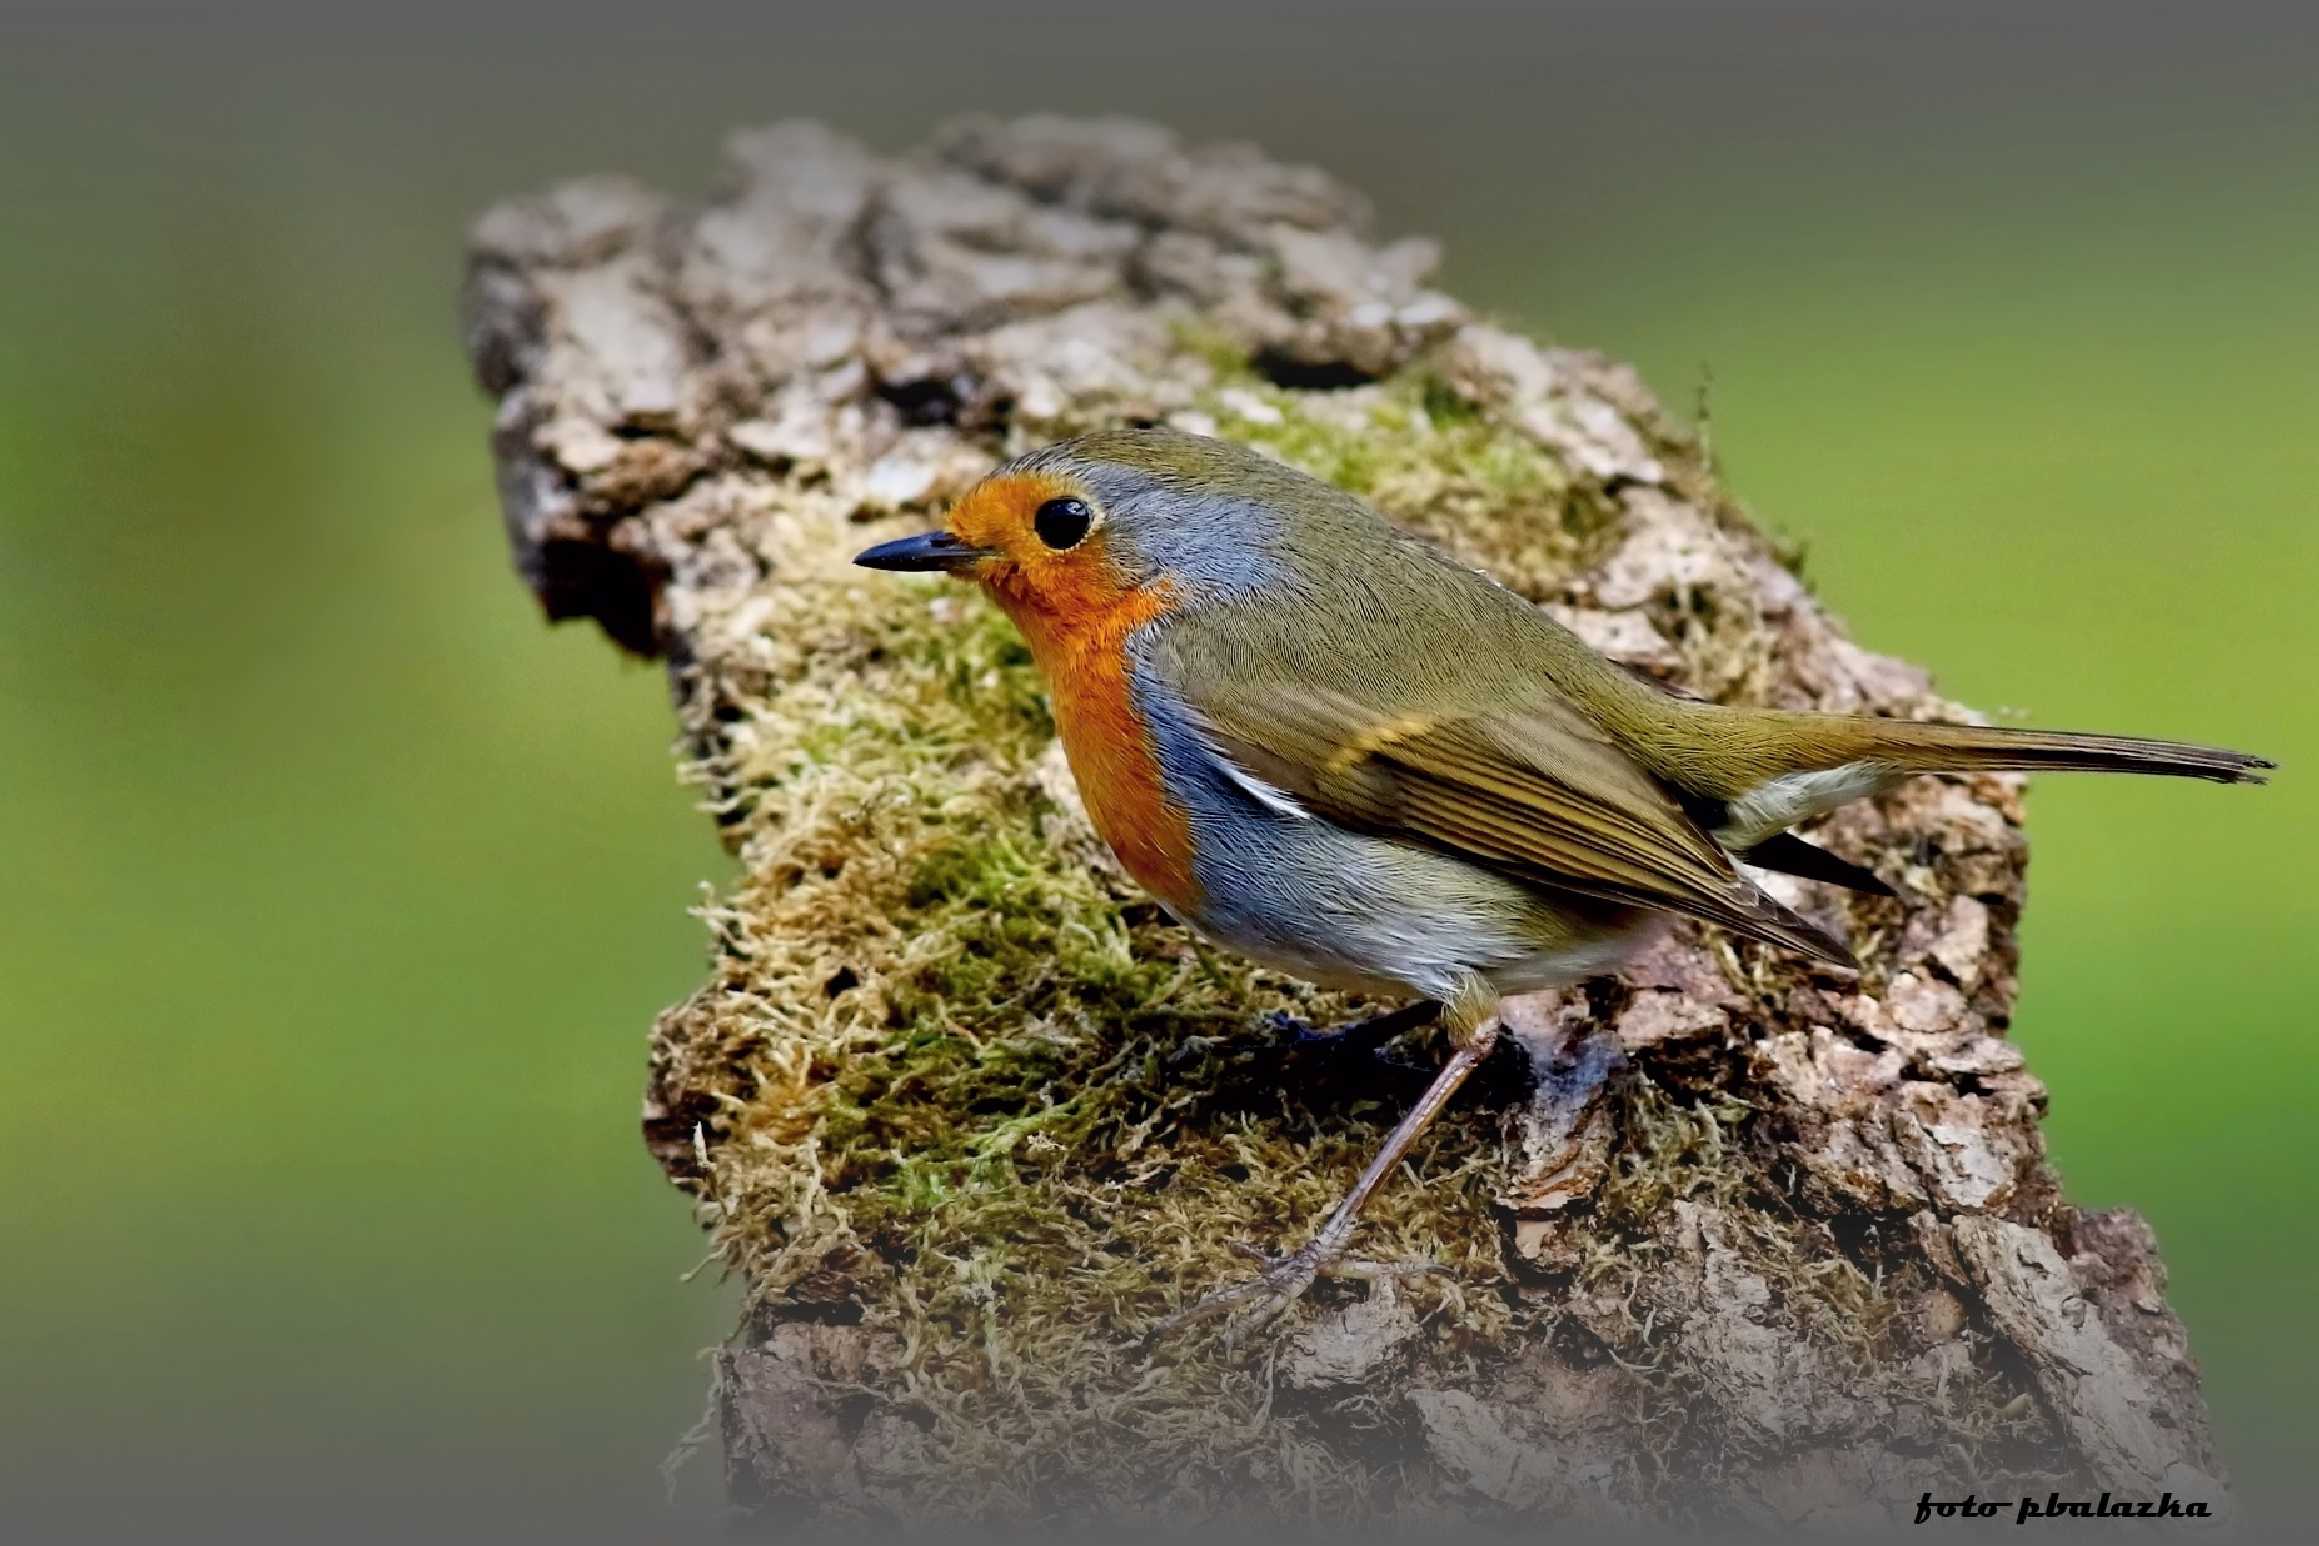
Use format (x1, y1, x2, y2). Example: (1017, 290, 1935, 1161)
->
(855, 427, 2271, 1328)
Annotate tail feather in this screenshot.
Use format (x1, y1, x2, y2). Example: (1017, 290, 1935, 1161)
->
(1673, 708, 2272, 850)
(1741, 831, 1898, 898)
(1839, 721, 2273, 785)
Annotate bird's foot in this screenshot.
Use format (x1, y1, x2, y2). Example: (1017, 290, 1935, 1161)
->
(1149, 1239, 1445, 1345)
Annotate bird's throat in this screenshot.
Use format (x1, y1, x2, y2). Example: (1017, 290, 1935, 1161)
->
(997, 584, 1202, 915)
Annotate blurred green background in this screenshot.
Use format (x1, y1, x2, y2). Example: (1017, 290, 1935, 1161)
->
(2, 2, 2310, 1531)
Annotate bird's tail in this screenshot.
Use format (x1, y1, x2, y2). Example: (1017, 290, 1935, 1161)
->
(1822, 719, 2272, 784)
(1666, 709, 2272, 854)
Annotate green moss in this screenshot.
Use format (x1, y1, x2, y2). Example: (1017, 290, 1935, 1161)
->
(1418, 370, 1480, 428)
(1168, 317, 1262, 383)
(1592, 1070, 1753, 1228)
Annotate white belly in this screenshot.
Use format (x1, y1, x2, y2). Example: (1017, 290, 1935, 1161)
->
(1180, 813, 1655, 1004)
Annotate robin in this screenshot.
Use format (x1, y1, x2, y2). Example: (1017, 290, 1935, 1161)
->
(855, 426, 2271, 1328)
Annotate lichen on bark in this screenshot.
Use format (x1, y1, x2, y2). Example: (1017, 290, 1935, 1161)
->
(463, 115, 2230, 1528)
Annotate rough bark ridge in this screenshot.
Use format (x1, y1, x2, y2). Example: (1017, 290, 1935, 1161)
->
(463, 117, 2228, 1529)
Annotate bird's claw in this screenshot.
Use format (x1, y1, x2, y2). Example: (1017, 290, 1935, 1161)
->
(1150, 1241, 1450, 1346)
(1151, 1241, 1330, 1343)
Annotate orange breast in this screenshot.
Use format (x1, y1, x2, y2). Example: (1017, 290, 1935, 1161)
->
(1010, 588, 1200, 915)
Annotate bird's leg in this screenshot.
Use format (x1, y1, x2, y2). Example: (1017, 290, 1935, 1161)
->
(1155, 986, 1503, 1339)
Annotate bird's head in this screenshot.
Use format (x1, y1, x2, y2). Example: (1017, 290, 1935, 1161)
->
(852, 428, 1360, 642)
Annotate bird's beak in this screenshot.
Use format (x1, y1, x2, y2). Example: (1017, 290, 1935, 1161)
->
(851, 529, 992, 573)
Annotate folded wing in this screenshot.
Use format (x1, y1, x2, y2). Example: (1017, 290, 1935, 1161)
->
(1161, 661, 1858, 969)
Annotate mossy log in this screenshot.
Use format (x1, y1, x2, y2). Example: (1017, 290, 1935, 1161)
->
(463, 117, 2230, 1529)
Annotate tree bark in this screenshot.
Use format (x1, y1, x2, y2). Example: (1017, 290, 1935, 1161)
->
(462, 116, 2230, 1530)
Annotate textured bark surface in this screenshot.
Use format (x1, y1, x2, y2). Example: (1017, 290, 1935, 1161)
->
(463, 116, 2229, 1529)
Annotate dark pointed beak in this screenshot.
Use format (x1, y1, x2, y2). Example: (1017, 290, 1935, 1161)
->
(852, 529, 991, 573)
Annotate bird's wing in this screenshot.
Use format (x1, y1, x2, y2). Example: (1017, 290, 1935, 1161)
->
(1152, 640, 1857, 968)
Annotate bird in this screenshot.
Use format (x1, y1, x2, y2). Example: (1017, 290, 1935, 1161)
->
(853, 426, 2271, 1329)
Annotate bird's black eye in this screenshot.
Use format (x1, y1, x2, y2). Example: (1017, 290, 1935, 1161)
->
(1032, 497, 1093, 550)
